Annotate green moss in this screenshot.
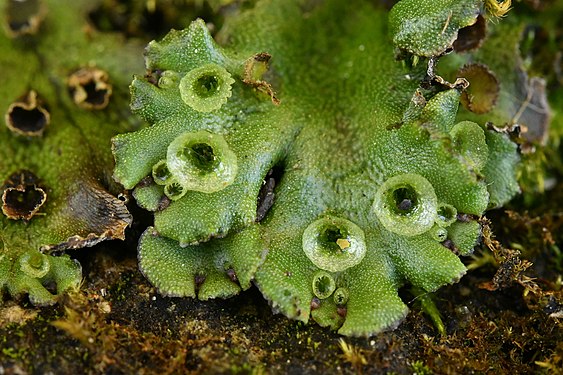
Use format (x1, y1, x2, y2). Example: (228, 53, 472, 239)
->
(410, 360, 434, 375)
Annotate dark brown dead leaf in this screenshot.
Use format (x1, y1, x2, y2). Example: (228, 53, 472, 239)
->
(454, 14, 487, 53)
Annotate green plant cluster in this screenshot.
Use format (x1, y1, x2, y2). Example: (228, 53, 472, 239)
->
(111, 0, 520, 335)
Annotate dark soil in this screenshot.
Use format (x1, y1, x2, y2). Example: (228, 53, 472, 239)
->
(1, 186, 562, 374)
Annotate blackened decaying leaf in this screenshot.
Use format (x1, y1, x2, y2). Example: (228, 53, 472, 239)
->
(67, 67, 113, 110)
(41, 180, 132, 252)
(453, 14, 486, 53)
(5, 0, 45, 37)
(458, 63, 500, 114)
(157, 196, 171, 211)
(194, 274, 206, 293)
(1, 170, 47, 221)
(226, 268, 239, 284)
(5, 90, 50, 136)
(310, 297, 321, 310)
(256, 164, 285, 222)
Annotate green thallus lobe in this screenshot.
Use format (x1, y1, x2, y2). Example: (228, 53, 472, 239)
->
(450, 121, 488, 171)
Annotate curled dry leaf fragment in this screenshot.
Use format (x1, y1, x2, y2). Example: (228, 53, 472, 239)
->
(458, 63, 500, 114)
(243, 53, 280, 105)
(453, 14, 487, 53)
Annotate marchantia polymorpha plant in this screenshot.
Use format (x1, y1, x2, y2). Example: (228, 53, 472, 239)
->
(112, 0, 521, 336)
(0, 0, 527, 337)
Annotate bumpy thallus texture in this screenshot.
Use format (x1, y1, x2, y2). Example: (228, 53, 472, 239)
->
(113, 0, 519, 336)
